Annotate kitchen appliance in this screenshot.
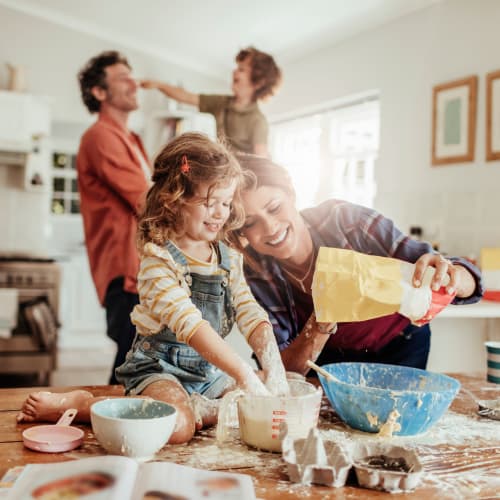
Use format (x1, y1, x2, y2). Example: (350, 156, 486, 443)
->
(0, 257, 60, 385)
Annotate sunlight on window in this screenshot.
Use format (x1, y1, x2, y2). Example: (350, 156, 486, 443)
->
(271, 115, 321, 209)
(270, 97, 379, 210)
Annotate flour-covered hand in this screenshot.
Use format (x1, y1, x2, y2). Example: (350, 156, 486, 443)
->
(239, 364, 271, 396)
(258, 328, 290, 396)
(265, 367, 290, 396)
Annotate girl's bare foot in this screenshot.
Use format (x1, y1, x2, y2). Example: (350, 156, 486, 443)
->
(190, 392, 219, 430)
(16, 390, 94, 423)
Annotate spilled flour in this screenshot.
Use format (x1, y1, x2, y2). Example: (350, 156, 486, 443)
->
(319, 409, 500, 499)
(320, 411, 500, 447)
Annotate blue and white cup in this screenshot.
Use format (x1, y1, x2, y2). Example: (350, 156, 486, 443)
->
(485, 341, 500, 384)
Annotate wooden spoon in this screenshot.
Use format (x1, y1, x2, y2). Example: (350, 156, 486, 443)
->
(306, 360, 340, 383)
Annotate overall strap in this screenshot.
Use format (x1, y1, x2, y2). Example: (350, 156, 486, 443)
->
(164, 240, 188, 267)
(217, 241, 231, 273)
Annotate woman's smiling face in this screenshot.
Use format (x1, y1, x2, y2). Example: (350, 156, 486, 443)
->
(240, 185, 303, 261)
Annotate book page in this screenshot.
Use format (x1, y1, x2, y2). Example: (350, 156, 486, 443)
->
(0, 467, 24, 499)
(132, 461, 256, 500)
(6, 456, 138, 500)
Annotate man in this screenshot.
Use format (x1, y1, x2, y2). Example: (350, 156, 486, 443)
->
(76, 51, 150, 383)
(140, 47, 282, 156)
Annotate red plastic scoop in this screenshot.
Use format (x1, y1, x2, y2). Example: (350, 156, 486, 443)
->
(22, 409, 84, 453)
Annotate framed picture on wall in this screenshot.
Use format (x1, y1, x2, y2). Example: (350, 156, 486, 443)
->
(486, 70, 500, 161)
(431, 75, 477, 166)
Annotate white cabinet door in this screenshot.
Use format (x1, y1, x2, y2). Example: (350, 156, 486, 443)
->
(0, 91, 50, 150)
(58, 253, 107, 349)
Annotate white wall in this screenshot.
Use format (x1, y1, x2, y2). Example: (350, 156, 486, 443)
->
(0, 5, 225, 122)
(266, 0, 500, 260)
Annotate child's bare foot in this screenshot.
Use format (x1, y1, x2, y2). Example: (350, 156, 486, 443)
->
(190, 393, 219, 430)
(16, 390, 93, 423)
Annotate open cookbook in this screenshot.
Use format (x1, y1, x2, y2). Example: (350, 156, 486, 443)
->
(4, 455, 256, 499)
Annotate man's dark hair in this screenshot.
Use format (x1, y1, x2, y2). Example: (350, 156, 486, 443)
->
(77, 50, 131, 113)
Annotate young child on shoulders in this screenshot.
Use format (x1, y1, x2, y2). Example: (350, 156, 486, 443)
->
(141, 47, 282, 156)
(17, 132, 289, 444)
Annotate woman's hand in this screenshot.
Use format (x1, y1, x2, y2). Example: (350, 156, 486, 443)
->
(413, 253, 475, 298)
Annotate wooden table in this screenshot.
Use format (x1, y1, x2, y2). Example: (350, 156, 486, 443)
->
(0, 375, 499, 499)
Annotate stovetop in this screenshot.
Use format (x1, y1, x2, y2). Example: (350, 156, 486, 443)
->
(0, 252, 54, 263)
(0, 256, 55, 263)
(0, 256, 59, 287)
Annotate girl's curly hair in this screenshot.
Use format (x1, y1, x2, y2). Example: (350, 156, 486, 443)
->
(137, 133, 245, 252)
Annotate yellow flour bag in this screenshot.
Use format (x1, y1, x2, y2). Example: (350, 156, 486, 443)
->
(312, 247, 453, 325)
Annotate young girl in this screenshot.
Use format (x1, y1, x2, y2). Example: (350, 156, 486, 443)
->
(17, 133, 289, 444)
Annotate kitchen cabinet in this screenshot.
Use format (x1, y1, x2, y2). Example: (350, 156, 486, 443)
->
(0, 91, 51, 192)
(50, 119, 93, 217)
(57, 252, 108, 349)
(0, 91, 50, 150)
(51, 150, 79, 215)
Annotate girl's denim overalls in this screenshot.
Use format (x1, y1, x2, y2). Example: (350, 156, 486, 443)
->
(116, 241, 236, 399)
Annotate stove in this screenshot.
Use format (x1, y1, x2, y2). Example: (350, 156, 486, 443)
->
(0, 259, 60, 385)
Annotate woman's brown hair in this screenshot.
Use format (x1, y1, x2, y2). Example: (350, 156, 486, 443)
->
(227, 153, 295, 271)
(137, 133, 245, 252)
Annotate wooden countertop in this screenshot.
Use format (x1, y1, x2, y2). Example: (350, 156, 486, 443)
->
(0, 375, 499, 499)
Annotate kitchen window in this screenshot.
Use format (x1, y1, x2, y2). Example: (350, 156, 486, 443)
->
(51, 151, 79, 215)
(50, 121, 88, 217)
(270, 95, 380, 209)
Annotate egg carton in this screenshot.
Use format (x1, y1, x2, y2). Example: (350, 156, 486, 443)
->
(282, 427, 351, 487)
(351, 442, 423, 493)
(282, 428, 423, 492)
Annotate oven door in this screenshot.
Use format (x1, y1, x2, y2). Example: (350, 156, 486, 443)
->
(4, 287, 58, 351)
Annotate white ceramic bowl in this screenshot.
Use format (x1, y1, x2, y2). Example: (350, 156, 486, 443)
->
(90, 398, 177, 460)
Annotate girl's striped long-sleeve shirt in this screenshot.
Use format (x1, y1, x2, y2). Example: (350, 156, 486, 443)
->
(131, 242, 271, 344)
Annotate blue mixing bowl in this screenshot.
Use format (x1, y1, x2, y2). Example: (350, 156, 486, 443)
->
(319, 363, 460, 435)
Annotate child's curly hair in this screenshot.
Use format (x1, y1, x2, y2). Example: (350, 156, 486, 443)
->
(137, 133, 245, 252)
(236, 47, 282, 101)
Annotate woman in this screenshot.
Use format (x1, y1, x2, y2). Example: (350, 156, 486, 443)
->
(228, 155, 482, 375)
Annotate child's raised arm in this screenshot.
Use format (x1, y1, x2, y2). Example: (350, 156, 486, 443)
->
(188, 323, 269, 396)
(140, 80, 199, 107)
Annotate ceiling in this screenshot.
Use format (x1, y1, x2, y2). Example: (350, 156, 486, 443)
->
(1, 0, 441, 81)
